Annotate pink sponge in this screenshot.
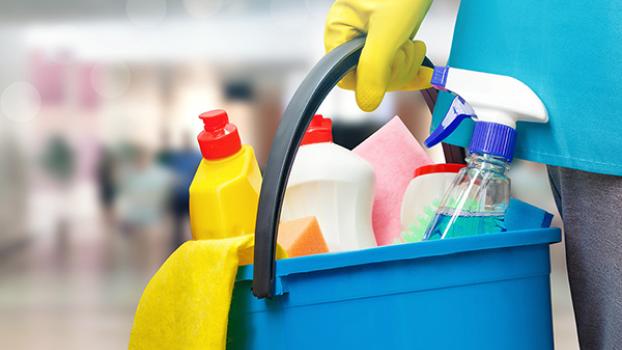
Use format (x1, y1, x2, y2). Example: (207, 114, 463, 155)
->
(354, 117, 433, 245)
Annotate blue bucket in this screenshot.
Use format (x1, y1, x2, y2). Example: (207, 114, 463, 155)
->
(228, 37, 561, 349)
(229, 228, 560, 349)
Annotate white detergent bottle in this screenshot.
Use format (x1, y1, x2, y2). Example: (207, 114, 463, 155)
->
(400, 163, 465, 243)
(281, 115, 377, 252)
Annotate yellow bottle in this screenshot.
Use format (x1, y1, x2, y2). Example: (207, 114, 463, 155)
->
(189, 110, 262, 240)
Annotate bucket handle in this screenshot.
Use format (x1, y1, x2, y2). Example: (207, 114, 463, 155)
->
(251, 37, 461, 298)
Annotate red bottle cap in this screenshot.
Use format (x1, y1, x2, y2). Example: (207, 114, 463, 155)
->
(414, 163, 466, 178)
(301, 114, 333, 146)
(197, 109, 242, 160)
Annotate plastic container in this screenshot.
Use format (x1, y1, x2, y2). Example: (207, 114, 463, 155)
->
(399, 163, 465, 243)
(188, 110, 262, 240)
(229, 37, 560, 350)
(281, 114, 376, 252)
(425, 153, 511, 240)
(423, 66, 549, 240)
(229, 229, 559, 349)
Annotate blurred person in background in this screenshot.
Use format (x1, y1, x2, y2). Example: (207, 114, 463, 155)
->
(324, 1, 622, 348)
(116, 145, 172, 234)
(156, 130, 175, 166)
(158, 130, 201, 248)
(96, 147, 119, 226)
(40, 134, 76, 237)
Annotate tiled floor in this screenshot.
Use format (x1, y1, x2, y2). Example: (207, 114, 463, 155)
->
(0, 184, 579, 349)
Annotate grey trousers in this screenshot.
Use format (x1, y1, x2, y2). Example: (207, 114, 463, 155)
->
(547, 166, 622, 350)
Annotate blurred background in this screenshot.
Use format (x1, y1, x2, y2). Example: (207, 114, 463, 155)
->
(0, 0, 578, 348)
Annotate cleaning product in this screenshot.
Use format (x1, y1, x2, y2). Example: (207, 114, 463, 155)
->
(353, 116, 433, 245)
(423, 66, 548, 240)
(399, 163, 465, 243)
(130, 111, 285, 350)
(281, 114, 376, 252)
(189, 109, 262, 240)
(278, 216, 329, 258)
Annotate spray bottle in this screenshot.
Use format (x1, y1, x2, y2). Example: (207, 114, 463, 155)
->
(423, 67, 548, 240)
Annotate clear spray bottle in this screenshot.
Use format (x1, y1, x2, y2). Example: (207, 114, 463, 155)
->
(423, 67, 548, 240)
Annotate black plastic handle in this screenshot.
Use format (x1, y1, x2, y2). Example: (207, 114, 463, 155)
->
(252, 37, 440, 298)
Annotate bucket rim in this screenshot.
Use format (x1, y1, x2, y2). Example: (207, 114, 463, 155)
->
(237, 228, 561, 282)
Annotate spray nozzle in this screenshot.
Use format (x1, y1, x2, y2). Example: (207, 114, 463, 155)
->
(424, 66, 549, 162)
(424, 95, 475, 148)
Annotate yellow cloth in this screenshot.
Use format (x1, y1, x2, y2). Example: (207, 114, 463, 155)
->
(129, 235, 284, 350)
(325, 0, 434, 112)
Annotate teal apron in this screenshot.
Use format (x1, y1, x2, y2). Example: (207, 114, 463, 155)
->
(432, 0, 622, 176)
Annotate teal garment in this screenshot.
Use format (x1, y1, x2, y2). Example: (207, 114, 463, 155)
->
(431, 0, 622, 176)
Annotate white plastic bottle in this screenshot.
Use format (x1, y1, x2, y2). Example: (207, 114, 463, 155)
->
(281, 115, 377, 252)
(399, 163, 465, 243)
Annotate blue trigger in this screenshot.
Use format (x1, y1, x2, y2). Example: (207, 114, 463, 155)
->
(424, 95, 475, 148)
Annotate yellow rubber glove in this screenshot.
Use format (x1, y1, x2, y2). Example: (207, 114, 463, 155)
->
(325, 0, 434, 112)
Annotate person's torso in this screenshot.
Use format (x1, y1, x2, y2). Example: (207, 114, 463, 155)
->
(432, 0, 622, 176)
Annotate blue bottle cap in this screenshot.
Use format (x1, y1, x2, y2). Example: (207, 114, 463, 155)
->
(469, 122, 517, 162)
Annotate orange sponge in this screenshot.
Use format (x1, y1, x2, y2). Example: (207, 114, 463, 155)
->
(278, 216, 329, 258)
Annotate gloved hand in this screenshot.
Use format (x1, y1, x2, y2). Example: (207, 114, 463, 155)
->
(325, 0, 434, 112)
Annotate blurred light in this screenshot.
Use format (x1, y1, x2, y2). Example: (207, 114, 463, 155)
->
(1, 81, 41, 123)
(125, 0, 167, 27)
(269, 0, 311, 29)
(23, 19, 316, 63)
(304, 0, 334, 21)
(183, 0, 224, 19)
(30, 51, 69, 106)
(90, 63, 132, 99)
